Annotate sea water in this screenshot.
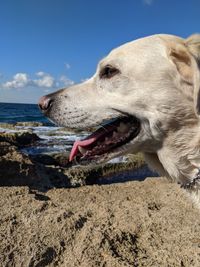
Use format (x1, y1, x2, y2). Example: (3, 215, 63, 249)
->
(0, 102, 86, 155)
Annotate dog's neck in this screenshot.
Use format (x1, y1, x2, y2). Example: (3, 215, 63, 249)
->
(144, 123, 200, 187)
(144, 146, 200, 207)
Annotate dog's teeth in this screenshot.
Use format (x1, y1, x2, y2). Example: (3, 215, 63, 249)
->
(78, 146, 87, 155)
(117, 122, 130, 133)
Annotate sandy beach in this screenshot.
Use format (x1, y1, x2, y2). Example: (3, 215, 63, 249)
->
(1, 179, 200, 267)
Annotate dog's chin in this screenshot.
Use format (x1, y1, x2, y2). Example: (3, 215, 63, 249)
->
(69, 115, 141, 165)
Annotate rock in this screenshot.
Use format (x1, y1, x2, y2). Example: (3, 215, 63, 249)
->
(0, 142, 17, 156)
(14, 121, 45, 127)
(0, 122, 41, 129)
(62, 153, 147, 186)
(0, 134, 149, 189)
(29, 152, 148, 188)
(0, 123, 16, 130)
(52, 152, 71, 166)
(31, 153, 147, 188)
(30, 154, 57, 165)
(0, 131, 40, 147)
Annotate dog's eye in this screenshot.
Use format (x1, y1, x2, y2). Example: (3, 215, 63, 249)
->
(100, 65, 120, 79)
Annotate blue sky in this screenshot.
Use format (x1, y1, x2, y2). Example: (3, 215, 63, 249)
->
(0, 0, 200, 104)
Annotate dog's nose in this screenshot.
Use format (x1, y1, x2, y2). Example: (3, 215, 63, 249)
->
(38, 96, 53, 111)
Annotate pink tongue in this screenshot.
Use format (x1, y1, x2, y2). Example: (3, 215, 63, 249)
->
(69, 137, 96, 162)
(69, 123, 118, 162)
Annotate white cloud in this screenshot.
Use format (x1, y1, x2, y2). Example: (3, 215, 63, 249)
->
(1, 71, 74, 90)
(33, 72, 55, 88)
(60, 75, 74, 87)
(3, 73, 29, 89)
(143, 0, 154, 5)
(35, 71, 46, 77)
(64, 63, 71, 70)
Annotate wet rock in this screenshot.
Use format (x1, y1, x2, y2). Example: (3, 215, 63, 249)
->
(52, 152, 71, 166)
(30, 152, 71, 167)
(14, 121, 45, 127)
(30, 154, 57, 165)
(0, 123, 17, 130)
(58, 153, 146, 187)
(0, 142, 17, 156)
(0, 131, 40, 147)
(27, 153, 147, 189)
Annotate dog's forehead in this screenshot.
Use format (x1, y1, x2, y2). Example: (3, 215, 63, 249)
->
(103, 34, 184, 64)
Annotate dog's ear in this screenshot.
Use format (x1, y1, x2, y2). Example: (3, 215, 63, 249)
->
(169, 43, 193, 84)
(185, 34, 200, 115)
(169, 34, 200, 115)
(185, 34, 200, 61)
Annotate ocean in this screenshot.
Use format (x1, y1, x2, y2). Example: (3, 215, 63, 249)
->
(0, 102, 86, 155)
(0, 102, 50, 124)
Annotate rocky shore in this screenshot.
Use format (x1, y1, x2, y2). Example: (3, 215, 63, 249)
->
(0, 122, 200, 267)
(0, 122, 149, 189)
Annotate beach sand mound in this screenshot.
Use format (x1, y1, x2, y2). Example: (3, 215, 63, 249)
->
(1, 178, 200, 267)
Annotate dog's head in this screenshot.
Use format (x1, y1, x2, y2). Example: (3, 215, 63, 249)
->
(39, 34, 200, 164)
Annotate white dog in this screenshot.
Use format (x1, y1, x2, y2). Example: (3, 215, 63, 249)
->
(39, 34, 200, 202)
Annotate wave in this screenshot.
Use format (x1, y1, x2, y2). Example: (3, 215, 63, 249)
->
(21, 145, 72, 155)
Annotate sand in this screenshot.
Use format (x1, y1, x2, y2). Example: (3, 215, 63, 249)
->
(1, 178, 200, 267)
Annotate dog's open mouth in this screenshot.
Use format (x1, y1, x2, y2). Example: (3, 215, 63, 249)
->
(69, 116, 140, 162)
